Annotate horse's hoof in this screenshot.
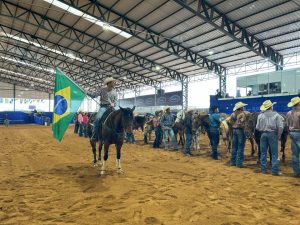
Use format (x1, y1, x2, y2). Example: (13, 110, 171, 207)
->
(97, 161, 103, 166)
(93, 163, 97, 167)
(100, 170, 106, 175)
(117, 168, 124, 174)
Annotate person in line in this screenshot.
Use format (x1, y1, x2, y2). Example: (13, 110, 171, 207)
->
(78, 111, 84, 137)
(74, 112, 79, 134)
(153, 110, 163, 148)
(286, 97, 300, 177)
(209, 106, 220, 160)
(227, 102, 248, 168)
(83, 112, 89, 138)
(91, 77, 118, 141)
(256, 100, 283, 176)
(183, 109, 193, 157)
(160, 107, 178, 151)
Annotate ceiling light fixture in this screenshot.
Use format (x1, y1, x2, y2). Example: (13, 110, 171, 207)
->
(0, 68, 52, 84)
(1, 56, 55, 73)
(155, 65, 161, 71)
(208, 50, 214, 55)
(43, 0, 132, 39)
(0, 32, 87, 63)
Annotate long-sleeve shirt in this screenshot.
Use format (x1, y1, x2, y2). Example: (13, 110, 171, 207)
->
(91, 87, 118, 107)
(152, 116, 160, 128)
(227, 111, 249, 129)
(78, 113, 83, 124)
(160, 113, 174, 128)
(83, 115, 89, 124)
(184, 113, 193, 134)
(256, 110, 284, 137)
(209, 113, 220, 128)
(286, 109, 300, 132)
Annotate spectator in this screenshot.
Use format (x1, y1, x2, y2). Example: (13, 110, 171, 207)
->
(153, 110, 163, 148)
(286, 96, 300, 177)
(160, 107, 178, 151)
(78, 111, 84, 137)
(74, 112, 80, 134)
(256, 100, 283, 176)
(247, 90, 252, 96)
(227, 102, 248, 168)
(83, 112, 89, 138)
(183, 109, 194, 157)
(209, 106, 220, 160)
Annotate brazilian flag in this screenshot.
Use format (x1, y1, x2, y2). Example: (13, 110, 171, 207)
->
(52, 68, 86, 141)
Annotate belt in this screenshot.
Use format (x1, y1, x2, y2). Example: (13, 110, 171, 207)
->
(290, 130, 300, 132)
(233, 128, 243, 130)
(100, 104, 110, 107)
(261, 131, 277, 133)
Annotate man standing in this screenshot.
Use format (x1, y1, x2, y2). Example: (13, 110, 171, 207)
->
(153, 110, 162, 148)
(286, 97, 300, 177)
(183, 109, 193, 156)
(256, 100, 283, 176)
(91, 77, 118, 141)
(227, 102, 248, 167)
(209, 106, 220, 160)
(160, 107, 178, 151)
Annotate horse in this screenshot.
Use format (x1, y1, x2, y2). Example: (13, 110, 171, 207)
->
(192, 113, 210, 150)
(173, 109, 185, 147)
(87, 106, 135, 175)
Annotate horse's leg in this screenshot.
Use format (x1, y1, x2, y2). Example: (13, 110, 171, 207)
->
(249, 137, 255, 157)
(90, 139, 97, 166)
(98, 140, 103, 166)
(101, 142, 109, 175)
(115, 143, 123, 174)
(281, 133, 287, 162)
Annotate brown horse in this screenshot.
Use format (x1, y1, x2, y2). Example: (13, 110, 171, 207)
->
(192, 113, 210, 150)
(88, 106, 135, 175)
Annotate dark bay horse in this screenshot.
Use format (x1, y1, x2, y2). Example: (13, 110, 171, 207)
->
(88, 106, 135, 175)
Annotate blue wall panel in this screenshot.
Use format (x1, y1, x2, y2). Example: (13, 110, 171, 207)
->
(210, 94, 299, 114)
(0, 111, 53, 124)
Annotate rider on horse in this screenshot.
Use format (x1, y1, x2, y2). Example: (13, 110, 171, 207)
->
(91, 77, 118, 141)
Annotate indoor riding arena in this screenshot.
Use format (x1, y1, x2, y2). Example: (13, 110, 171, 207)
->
(0, 1, 299, 225)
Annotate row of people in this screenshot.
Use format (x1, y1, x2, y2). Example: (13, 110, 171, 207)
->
(74, 111, 89, 137)
(210, 96, 300, 177)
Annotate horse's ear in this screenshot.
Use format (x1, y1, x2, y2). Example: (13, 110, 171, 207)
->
(131, 106, 136, 111)
(119, 106, 124, 110)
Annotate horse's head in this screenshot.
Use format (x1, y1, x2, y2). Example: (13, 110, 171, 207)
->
(175, 109, 185, 123)
(119, 106, 135, 133)
(192, 113, 209, 133)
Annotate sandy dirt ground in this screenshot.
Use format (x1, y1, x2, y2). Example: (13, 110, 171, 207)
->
(0, 124, 299, 225)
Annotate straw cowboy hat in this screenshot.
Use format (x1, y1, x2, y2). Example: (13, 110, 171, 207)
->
(287, 96, 300, 107)
(233, 102, 247, 111)
(103, 77, 116, 85)
(260, 100, 277, 111)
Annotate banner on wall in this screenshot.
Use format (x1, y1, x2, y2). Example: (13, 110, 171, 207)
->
(119, 91, 183, 107)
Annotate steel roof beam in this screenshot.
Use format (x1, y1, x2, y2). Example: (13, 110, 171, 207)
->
(173, 0, 284, 70)
(1, 1, 159, 88)
(58, 0, 225, 75)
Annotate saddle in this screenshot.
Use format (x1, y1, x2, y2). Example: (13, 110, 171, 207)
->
(97, 107, 114, 140)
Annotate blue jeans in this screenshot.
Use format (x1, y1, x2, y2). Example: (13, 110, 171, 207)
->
(231, 128, 246, 167)
(79, 123, 84, 137)
(184, 133, 192, 155)
(210, 127, 220, 160)
(260, 132, 280, 175)
(163, 127, 178, 150)
(153, 127, 162, 148)
(92, 107, 107, 138)
(290, 132, 300, 176)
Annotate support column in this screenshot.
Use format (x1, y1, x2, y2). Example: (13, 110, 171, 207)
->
(219, 69, 227, 98)
(13, 84, 16, 112)
(276, 56, 284, 71)
(181, 79, 188, 110)
(49, 93, 51, 112)
(154, 87, 157, 107)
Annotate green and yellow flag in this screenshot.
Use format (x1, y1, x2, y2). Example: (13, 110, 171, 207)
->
(52, 68, 86, 141)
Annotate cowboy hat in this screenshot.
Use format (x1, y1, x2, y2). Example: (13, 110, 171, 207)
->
(103, 77, 116, 85)
(186, 108, 194, 113)
(165, 107, 170, 111)
(287, 96, 300, 107)
(260, 100, 277, 111)
(233, 102, 247, 111)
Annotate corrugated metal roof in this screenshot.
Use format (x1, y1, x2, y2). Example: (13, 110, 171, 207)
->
(1, 0, 300, 91)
